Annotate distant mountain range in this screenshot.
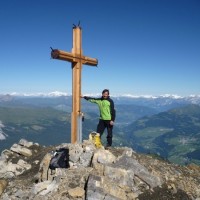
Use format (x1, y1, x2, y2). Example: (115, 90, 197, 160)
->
(1, 91, 199, 98)
(1, 92, 200, 112)
(1, 92, 200, 99)
(1, 93, 200, 165)
(3, 92, 200, 125)
(124, 104, 200, 165)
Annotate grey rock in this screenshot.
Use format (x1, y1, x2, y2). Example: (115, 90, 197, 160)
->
(10, 143, 32, 157)
(104, 165, 135, 189)
(31, 180, 52, 195)
(0, 139, 199, 200)
(19, 138, 34, 147)
(114, 155, 163, 188)
(69, 144, 83, 163)
(79, 151, 93, 167)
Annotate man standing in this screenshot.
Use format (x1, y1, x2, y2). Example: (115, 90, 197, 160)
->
(81, 89, 116, 148)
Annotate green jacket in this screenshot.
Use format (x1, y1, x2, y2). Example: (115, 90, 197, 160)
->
(84, 96, 116, 121)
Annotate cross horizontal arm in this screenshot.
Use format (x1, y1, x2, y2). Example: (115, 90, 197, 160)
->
(81, 55, 98, 66)
(51, 49, 98, 66)
(51, 49, 74, 62)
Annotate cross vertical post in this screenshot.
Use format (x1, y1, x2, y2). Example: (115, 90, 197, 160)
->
(51, 25, 98, 144)
(71, 27, 82, 144)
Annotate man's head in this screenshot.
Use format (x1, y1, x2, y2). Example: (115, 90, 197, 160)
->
(102, 89, 109, 99)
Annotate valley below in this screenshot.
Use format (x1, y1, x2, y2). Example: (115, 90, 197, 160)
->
(1, 94, 200, 166)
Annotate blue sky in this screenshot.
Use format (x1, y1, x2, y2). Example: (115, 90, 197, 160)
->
(1, 0, 200, 96)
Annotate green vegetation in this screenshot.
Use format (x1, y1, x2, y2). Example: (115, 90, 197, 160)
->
(1, 102, 200, 166)
(0, 107, 70, 124)
(134, 127, 173, 138)
(0, 106, 71, 152)
(125, 104, 200, 165)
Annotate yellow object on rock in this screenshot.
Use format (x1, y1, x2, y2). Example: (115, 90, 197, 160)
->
(89, 132, 102, 148)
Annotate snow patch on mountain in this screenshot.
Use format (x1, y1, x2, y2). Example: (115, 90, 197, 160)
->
(7, 91, 71, 97)
(1, 91, 200, 101)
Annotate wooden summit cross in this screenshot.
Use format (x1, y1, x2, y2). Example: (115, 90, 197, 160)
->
(51, 24, 98, 144)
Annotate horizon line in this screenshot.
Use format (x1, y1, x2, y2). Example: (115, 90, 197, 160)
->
(1, 91, 200, 98)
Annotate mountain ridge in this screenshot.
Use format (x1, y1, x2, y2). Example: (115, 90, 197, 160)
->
(1, 94, 200, 166)
(1, 91, 200, 98)
(125, 104, 200, 165)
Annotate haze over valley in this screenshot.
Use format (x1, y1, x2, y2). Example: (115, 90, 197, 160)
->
(1, 93, 200, 165)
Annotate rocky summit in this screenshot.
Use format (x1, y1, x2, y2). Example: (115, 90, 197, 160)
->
(0, 139, 200, 200)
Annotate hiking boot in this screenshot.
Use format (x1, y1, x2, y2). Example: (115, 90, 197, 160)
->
(105, 144, 111, 150)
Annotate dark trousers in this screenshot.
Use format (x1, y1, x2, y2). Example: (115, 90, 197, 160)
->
(97, 119, 113, 146)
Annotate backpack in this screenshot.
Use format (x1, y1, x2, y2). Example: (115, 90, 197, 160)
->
(49, 148, 69, 170)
